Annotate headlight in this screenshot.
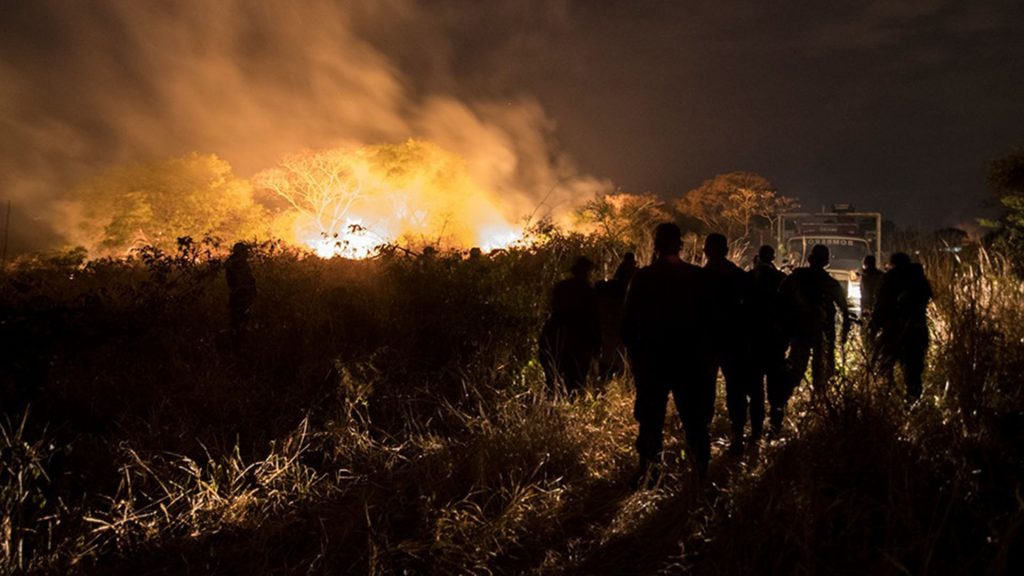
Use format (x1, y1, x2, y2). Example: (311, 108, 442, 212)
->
(848, 282, 862, 300)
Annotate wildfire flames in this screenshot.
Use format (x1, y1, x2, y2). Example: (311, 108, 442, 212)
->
(60, 138, 573, 260)
(301, 219, 523, 259)
(3, 2, 610, 256)
(258, 140, 531, 258)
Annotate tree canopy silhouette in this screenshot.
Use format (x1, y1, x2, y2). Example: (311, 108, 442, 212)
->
(575, 192, 669, 261)
(676, 171, 796, 241)
(984, 146, 1024, 261)
(69, 153, 267, 254)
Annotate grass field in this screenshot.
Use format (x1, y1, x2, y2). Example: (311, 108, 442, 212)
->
(1, 238, 1022, 574)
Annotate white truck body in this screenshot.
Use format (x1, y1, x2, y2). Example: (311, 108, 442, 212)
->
(777, 210, 882, 316)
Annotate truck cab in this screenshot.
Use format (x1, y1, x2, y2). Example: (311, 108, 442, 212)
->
(778, 208, 881, 318)
(785, 235, 871, 315)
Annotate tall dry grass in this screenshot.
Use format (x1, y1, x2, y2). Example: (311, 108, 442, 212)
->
(690, 249, 1024, 576)
(1, 240, 1022, 574)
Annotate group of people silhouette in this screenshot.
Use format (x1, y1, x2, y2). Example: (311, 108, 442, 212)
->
(224, 229, 932, 484)
(539, 222, 933, 484)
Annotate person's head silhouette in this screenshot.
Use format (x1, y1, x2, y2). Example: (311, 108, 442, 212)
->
(231, 242, 250, 259)
(703, 233, 729, 261)
(653, 222, 682, 256)
(570, 256, 595, 279)
(889, 252, 911, 269)
(808, 244, 830, 268)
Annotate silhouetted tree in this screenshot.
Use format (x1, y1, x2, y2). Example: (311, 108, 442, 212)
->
(69, 153, 267, 254)
(576, 192, 670, 263)
(255, 140, 517, 252)
(253, 148, 370, 245)
(989, 147, 1024, 197)
(676, 172, 797, 241)
(983, 147, 1024, 262)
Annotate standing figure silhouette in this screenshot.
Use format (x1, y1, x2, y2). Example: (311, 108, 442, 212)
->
(746, 245, 788, 439)
(539, 256, 601, 395)
(778, 244, 850, 427)
(700, 233, 753, 454)
(225, 242, 256, 347)
(870, 252, 933, 402)
(623, 223, 711, 483)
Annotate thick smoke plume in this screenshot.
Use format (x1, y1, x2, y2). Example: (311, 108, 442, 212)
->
(0, 0, 608, 253)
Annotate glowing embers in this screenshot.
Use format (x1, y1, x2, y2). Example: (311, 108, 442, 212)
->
(300, 216, 524, 258)
(302, 218, 385, 259)
(261, 141, 529, 259)
(478, 225, 524, 253)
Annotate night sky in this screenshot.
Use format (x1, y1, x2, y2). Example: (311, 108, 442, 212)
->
(2, 0, 1022, 251)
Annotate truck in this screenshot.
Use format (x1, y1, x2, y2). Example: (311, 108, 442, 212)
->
(776, 206, 882, 316)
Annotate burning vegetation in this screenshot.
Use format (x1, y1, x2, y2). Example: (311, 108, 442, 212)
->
(253, 140, 526, 257)
(62, 140, 535, 259)
(57, 140, 804, 265)
(3, 150, 1024, 574)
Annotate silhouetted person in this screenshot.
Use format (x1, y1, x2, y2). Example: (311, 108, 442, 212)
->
(594, 285, 627, 381)
(464, 246, 488, 279)
(539, 257, 601, 395)
(699, 233, 753, 454)
(613, 252, 638, 284)
(418, 245, 439, 270)
(624, 223, 710, 483)
(859, 254, 884, 316)
(747, 245, 787, 439)
(859, 254, 885, 360)
(869, 252, 933, 402)
(225, 242, 256, 344)
(596, 253, 638, 379)
(779, 244, 851, 418)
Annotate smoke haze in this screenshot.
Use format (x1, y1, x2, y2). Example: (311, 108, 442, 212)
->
(0, 0, 606, 253)
(5, 0, 1022, 252)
